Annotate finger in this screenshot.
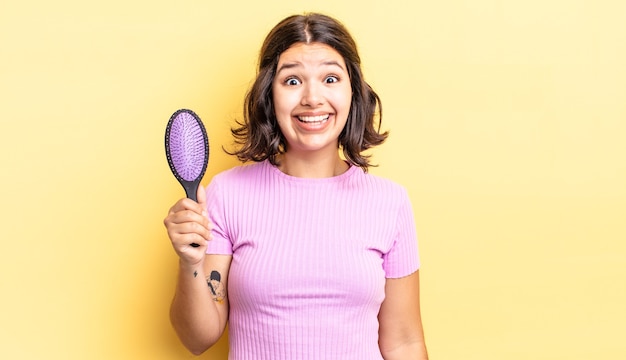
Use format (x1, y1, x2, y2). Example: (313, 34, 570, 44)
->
(168, 198, 204, 220)
(165, 210, 211, 239)
(197, 184, 208, 217)
(167, 225, 210, 251)
(170, 208, 207, 224)
(177, 220, 211, 239)
(168, 197, 194, 215)
(196, 185, 213, 238)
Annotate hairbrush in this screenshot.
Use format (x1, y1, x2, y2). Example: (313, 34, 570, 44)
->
(165, 109, 210, 239)
(165, 109, 209, 247)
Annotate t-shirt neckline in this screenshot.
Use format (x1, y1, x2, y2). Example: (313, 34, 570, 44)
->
(263, 159, 361, 184)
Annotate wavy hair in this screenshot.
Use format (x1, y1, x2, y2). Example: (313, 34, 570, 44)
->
(227, 13, 388, 171)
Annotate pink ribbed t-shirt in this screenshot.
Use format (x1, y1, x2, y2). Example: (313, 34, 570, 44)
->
(205, 160, 420, 360)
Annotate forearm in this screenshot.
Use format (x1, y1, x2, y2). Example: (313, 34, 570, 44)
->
(170, 261, 225, 355)
(381, 340, 428, 360)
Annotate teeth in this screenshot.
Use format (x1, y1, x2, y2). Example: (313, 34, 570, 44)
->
(298, 114, 329, 123)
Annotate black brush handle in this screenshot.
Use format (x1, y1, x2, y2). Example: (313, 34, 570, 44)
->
(182, 180, 199, 202)
(181, 180, 201, 247)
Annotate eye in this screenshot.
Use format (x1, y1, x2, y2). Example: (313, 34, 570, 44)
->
(285, 77, 301, 86)
(324, 75, 339, 84)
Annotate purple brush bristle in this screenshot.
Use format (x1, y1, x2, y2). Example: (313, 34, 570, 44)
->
(165, 109, 209, 202)
(168, 112, 206, 181)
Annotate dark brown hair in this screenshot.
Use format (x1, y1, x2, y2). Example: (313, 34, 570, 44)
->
(228, 13, 388, 170)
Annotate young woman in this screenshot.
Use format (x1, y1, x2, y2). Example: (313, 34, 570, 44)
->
(164, 13, 428, 359)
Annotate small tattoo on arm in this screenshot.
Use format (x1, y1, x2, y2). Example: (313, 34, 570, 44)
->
(193, 270, 198, 278)
(207, 270, 226, 304)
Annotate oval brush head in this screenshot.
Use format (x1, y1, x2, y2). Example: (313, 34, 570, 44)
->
(165, 109, 209, 202)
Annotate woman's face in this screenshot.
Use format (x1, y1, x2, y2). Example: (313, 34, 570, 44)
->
(272, 42, 352, 156)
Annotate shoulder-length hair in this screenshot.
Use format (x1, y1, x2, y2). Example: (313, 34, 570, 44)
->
(228, 13, 388, 171)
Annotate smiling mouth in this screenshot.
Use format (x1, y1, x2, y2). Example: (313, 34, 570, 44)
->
(297, 114, 330, 124)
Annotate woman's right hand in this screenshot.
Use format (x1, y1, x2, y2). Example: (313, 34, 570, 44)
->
(163, 185, 212, 266)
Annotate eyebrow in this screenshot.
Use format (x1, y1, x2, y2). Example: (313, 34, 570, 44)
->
(276, 60, 346, 74)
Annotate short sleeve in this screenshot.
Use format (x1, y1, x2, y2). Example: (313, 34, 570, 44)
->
(382, 190, 420, 278)
(205, 177, 233, 255)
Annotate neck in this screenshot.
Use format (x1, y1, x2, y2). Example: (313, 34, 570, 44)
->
(277, 151, 349, 178)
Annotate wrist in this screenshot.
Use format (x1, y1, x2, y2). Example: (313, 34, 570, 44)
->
(179, 258, 204, 274)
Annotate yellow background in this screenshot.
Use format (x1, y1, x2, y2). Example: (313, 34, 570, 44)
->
(1, 1, 624, 359)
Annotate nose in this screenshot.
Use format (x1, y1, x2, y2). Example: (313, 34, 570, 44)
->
(301, 82, 324, 107)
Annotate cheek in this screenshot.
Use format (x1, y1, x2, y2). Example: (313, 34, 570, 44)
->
(335, 89, 353, 117)
(272, 88, 297, 115)
(337, 85, 353, 109)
